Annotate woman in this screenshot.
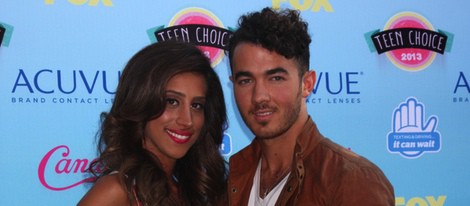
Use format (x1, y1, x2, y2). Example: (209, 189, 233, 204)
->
(78, 41, 227, 206)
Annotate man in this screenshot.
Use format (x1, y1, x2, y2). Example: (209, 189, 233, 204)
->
(226, 7, 394, 205)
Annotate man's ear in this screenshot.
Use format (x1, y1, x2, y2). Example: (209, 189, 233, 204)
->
(229, 75, 234, 83)
(302, 70, 316, 97)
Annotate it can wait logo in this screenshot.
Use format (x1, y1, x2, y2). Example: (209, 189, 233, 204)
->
(387, 97, 441, 158)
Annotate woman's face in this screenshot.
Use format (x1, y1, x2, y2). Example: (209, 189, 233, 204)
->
(143, 72, 206, 167)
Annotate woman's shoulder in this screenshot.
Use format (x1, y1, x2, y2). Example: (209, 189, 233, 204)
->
(77, 173, 130, 206)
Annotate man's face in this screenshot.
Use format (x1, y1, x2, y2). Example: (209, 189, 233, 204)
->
(230, 43, 309, 139)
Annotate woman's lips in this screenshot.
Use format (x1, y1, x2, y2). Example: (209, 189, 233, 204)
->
(166, 129, 192, 144)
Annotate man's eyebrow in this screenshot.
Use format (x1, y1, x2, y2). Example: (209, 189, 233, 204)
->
(233, 71, 252, 80)
(266, 67, 288, 76)
(233, 67, 288, 80)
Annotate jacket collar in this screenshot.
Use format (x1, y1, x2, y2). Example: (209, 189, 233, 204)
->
(229, 116, 322, 170)
(228, 116, 323, 205)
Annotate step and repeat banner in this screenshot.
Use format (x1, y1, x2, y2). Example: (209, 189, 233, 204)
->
(1, 1, 469, 205)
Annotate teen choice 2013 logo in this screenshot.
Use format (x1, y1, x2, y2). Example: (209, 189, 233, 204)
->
(365, 12, 454, 72)
(147, 7, 233, 67)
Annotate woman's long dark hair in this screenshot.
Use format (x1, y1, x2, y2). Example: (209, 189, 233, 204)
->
(89, 41, 227, 205)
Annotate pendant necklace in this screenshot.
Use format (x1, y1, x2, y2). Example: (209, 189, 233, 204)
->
(260, 167, 291, 198)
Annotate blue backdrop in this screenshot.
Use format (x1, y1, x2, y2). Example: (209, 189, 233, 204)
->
(1, 1, 469, 205)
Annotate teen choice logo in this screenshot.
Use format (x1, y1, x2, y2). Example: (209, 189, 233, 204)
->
(147, 7, 233, 67)
(365, 12, 454, 72)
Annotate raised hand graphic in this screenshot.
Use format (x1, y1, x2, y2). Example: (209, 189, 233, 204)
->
(388, 97, 441, 158)
(393, 98, 437, 133)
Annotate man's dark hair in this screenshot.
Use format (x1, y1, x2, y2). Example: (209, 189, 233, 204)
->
(227, 7, 312, 76)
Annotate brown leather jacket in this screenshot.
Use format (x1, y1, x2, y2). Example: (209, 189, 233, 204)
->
(228, 117, 395, 205)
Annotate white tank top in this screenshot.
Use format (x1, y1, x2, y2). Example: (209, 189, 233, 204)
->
(248, 160, 291, 206)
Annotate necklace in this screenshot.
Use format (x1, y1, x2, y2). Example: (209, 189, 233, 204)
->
(260, 167, 291, 198)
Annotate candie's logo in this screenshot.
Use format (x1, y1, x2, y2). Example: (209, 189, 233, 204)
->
(38, 143, 231, 191)
(38, 145, 101, 191)
(387, 97, 441, 158)
(365, 12, 454, 72)
(147, 7, 233, 67)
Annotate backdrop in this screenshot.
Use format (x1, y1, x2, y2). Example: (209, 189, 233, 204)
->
(1, 1, 469, 205)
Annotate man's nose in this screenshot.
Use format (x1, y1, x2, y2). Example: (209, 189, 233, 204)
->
(252, 81, 270, 104)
